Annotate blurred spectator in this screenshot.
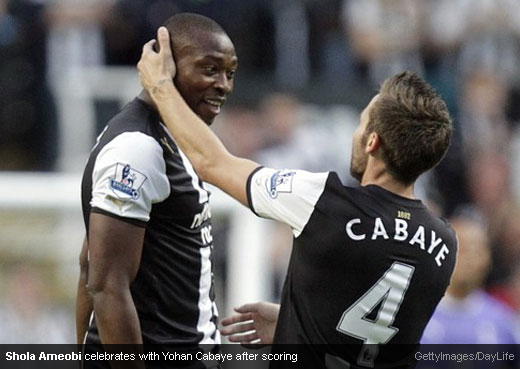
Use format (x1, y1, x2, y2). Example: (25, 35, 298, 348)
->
(468, 152, 511, 221)
(458, 70, 511, 156)
(44, 0, 113, 80)
(486, 203, 520, 296)
(433, 69, 513, 217)
(256, 92, 353, 178)
(271, 0, 310, 89)
(0, 263, 72, 343)
(423, 0, 520, 118)
(341, 0, 426, 87)
(457, 0, 520, 80)
(421, 209, 520, 344)
(213, 104, 265, 159)
(466, 150, 520, 293)
(306, 0, 353, 84)
(0, 0, 57, 170)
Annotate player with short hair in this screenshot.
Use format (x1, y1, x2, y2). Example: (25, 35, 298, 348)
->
(77, 13, 237, 369)
(138, 27, 457, 368)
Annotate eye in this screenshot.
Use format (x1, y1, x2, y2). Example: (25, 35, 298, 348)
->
(226, 70, 236, 80)
(203, 65, 217, 75)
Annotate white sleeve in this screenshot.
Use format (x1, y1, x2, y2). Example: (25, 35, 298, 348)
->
(247, 167, 329, 237)
(90, 132, 170, 223)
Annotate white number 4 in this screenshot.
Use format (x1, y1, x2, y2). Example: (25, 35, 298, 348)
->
(336, 262, 415, 368)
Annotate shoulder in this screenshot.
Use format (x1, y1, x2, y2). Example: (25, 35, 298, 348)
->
(101, 99, 160, 140)
(93, 99, 164, 164)
(434, 216, 458, 241)
(91, 133, 166, 190)
(98, 131, 163, 161)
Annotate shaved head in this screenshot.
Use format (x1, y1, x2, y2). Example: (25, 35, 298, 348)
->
(162, 13, 229, 58)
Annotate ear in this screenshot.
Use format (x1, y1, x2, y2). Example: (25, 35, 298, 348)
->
(365, 132, 380, 154)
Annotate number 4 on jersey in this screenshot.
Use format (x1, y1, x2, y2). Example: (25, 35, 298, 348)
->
(336, 262, 415, 368)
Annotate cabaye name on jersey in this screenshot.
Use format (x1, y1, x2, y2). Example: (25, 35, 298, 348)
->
(346, 217, 450, 267)
(109, 163, 147, 200)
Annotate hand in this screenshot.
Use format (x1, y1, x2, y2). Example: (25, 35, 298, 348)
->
(220, 302, 280, 345)
(138, 26, 176, 94)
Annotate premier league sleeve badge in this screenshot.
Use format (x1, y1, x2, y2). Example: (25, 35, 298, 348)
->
(109, 163, 148, 200)
(267, 170, 296, 199)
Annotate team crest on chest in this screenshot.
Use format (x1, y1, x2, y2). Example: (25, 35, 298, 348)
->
(267, 170, 296, 198)
(109, 163, 147, 200)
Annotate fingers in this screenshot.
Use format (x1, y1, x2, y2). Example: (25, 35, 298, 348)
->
(142, 39, 157, 55)
(221, 321, 256, 336)
(234, 303, 260, 314)
(157, 26, 172, 57)
(221, 312, 253, 326)
(227, 332, 259, 344)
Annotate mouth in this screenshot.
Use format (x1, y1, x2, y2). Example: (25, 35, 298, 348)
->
(202, 97, 225, 116)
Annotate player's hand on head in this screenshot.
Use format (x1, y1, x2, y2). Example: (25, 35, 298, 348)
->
(138, 26, 176, 93)
(220, 302, 280, 347)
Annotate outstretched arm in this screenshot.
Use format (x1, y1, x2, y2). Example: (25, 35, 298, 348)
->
(220, 302, 280, 345)
(137, 27, 259, 206)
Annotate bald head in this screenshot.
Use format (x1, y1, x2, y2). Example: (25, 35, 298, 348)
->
(162, 13, 229, 58)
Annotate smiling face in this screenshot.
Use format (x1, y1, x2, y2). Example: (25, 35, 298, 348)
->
(174, 30, 237, 125)
(350, 95, 378, 182)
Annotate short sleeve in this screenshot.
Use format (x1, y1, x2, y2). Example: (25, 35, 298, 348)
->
(247, 167, 329, 237)
(90, 132, 170, 223)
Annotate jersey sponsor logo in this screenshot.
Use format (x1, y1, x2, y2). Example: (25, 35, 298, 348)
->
(267, 170, 296, 198)
(191, 202, 211, 229)
(109, 163, 147, 200)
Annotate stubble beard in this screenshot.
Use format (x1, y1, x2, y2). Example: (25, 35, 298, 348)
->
(349, 139, 367, 183)
(350, 159, 364, 183)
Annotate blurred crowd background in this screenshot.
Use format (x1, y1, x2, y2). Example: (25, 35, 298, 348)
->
(1, 0, 520, 344)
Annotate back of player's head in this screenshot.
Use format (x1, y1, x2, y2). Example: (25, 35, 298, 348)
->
(162, 13, 228, 58)
(367, 71, 452, 184)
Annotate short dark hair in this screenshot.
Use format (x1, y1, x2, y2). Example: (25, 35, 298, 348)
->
(162, 13, 228, 57)
(367, 71, 453, 184)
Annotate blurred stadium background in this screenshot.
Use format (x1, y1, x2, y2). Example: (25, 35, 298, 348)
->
(1, 0, 520, 343)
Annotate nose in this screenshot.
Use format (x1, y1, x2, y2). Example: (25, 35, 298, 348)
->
(214, 73, 233, 95)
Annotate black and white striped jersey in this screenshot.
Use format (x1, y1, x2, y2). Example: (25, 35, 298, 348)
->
(247, 167, 457, 368)
(81, 98, 219, 347)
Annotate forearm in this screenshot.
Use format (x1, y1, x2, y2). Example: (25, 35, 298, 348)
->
(149, 81, 229, 182)
(76, 272, 93, 344)
(91, 289, 143, 344)
(77, 238, 93, 344)
(92, 290, 145, 369)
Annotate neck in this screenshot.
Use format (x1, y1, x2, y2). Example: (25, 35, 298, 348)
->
(361, 159, 415, 199)
(137, 89, 158, 112)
